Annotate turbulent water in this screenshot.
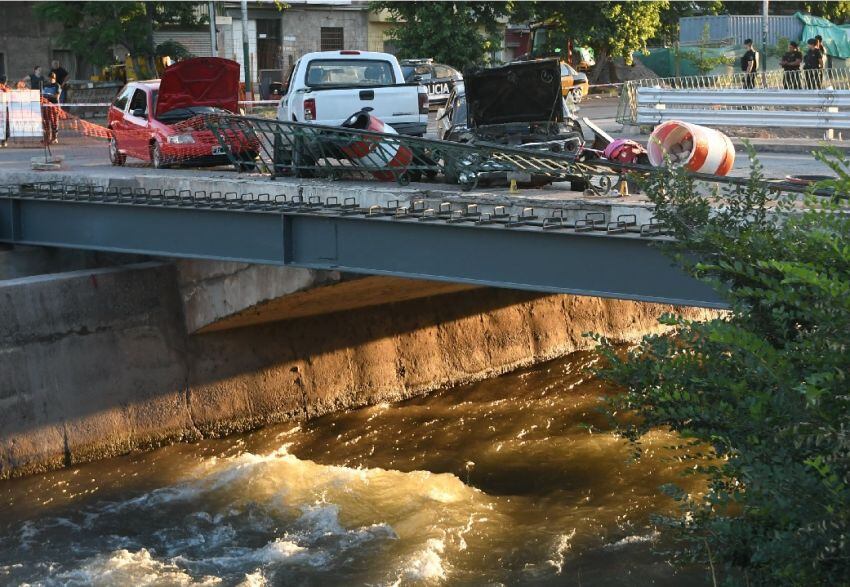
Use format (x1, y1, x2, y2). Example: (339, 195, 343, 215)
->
(0, 351, 708, 586)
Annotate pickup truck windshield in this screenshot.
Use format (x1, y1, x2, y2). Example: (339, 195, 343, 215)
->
(305, 59, 395, 87)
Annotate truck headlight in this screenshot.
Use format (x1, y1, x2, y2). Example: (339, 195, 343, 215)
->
(167, 134, 196, 144)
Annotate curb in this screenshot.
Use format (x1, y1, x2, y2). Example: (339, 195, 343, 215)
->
(731, 140, 850, 155)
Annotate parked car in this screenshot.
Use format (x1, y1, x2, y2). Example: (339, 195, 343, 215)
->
(560, 62, 589, 102)
(107, 57, 257, 169)
(276, 50, 428, 136)
(400, 58, 463, 106)
(436, 59, 587, 188)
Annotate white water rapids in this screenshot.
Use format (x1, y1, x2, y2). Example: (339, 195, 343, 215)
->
(0, 351, 708, 586)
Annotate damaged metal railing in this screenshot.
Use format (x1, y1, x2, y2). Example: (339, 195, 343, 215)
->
(203, 114, 608, 193)
(199, 114, 840, 202)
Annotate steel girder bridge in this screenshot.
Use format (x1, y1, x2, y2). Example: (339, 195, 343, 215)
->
(0, 183, 726, 309)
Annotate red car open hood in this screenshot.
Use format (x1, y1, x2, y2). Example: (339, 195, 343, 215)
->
(155, 57, 240, 118)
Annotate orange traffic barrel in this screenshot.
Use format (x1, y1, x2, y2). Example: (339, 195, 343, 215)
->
(647, 120, 735, 176)
(340, 109, 413, 181)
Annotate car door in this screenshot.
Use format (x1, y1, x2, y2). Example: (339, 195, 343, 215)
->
(124, 87, 152, 160)
(108, 85, 133, 152)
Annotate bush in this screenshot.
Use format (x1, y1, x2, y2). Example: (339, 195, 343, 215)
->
(594, 151, 850, 586)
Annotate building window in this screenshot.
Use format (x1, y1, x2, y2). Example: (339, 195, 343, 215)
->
(320, 27, 344, 51)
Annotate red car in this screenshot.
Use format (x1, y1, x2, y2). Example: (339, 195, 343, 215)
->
(107, 57, 257, 169)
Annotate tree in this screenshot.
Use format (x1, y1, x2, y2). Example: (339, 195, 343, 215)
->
(33, 2, 207, 71)
(593, 153, 850, 585)
(371, 2, 509, 70)
(511, 1, 669, 83)
(679, 24, 734, 75)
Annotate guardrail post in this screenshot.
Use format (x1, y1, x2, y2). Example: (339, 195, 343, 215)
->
(826, 104, 838, 141)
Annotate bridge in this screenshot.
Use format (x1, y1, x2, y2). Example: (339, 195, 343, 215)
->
(0, 183, 726, 309)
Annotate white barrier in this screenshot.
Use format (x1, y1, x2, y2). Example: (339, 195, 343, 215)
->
(635, 87, 850, 130)
(0, 92, 7, 141)
(7, 90, 42, 138)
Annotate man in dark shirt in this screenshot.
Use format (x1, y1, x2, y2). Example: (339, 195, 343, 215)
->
(780, 41, 803, 89)
(50, 60, 68, 85)
(50, 60, 69, 104)
(740, 39, 758, 89)
(803, 38, 823, 90)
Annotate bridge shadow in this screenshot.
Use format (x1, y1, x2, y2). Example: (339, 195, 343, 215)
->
(187, 285, 552, 388)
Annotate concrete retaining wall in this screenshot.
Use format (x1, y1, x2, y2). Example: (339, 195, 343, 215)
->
(0, 262, 714, 479)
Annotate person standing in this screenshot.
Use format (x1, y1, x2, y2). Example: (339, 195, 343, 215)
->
(815, 34, 828, 69)
(780, 41, 803, 89)
(50, 59, 69, 104)
(803, 38, 824, 90)
(740, 39, 758, 89)
(41, 72, 60, 144)
(28, 65, 44, 91)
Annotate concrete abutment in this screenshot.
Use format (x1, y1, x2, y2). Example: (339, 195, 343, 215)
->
(0, 257, 714, 479)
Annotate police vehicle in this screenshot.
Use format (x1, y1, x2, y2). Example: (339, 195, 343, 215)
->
(400, 59, 462, 106)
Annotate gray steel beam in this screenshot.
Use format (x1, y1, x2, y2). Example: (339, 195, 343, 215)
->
(0, 196, 728, 308)
(0, 199, 285, 263)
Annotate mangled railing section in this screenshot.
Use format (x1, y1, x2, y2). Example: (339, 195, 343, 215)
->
(204, 115, 607, 192)
(617, 67, 850, 125)
(202, 114, 843, 202)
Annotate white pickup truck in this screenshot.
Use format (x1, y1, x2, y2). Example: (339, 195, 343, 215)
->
(276, 50, 429, 136)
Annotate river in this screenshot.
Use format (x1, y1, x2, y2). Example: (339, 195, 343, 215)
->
(0, 350, 708, 586)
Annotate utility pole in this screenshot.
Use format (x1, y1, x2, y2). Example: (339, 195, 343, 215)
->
(762, 0, 769, 78)
(241, 0, 252, 96)
(208, 1, 217, 58)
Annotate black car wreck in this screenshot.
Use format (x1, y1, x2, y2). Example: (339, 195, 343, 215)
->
(436, 58, 587, 187)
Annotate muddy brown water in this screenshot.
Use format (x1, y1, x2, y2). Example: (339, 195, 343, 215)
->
(0, 351, 708, 586)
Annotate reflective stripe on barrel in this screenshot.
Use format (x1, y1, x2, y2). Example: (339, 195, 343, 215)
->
(647, 120, 735, 177)
(340, 111, 413, 181)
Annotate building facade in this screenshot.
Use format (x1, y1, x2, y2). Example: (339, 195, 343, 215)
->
(0, 1, 80, 84)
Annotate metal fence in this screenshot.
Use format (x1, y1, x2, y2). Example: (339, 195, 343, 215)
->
(635, 87, 850, 129)
(617, 67, 850, 125)
(203, 114, 606, 192)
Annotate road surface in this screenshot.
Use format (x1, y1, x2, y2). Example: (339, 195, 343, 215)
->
(0, 99, 836, 184)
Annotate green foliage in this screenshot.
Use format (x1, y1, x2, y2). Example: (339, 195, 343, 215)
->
(513, 1, 669, 64)
(370, 2, 508, 70)
(33, 2, 206, 68)
(679, 24, 735, 74)
(155, 40, 193, 61)
(593, 150, 850, 585)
